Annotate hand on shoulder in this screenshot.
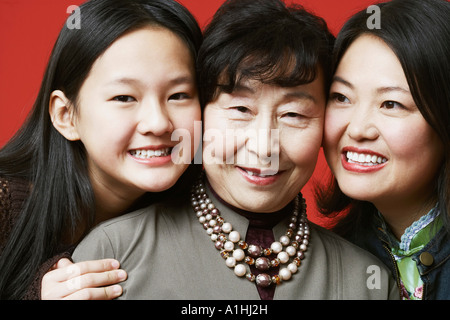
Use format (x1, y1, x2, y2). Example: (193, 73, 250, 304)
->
(41, 258, 127, 300)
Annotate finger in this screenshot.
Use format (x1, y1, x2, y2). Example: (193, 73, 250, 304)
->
(63, 285, 123, 300)
(48, 258, 73, 272)
(55, 258, 74, 269)
(47, 259, 121, 282)
(45, 269, 127, 299)
(76, 269, 127, 289)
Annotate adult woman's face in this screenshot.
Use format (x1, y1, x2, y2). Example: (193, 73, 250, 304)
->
(324, 35, 444, 216)
(203, 74, 326, 213)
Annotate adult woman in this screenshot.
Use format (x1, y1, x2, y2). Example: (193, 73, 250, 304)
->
(318, 0, 449, 299)
(0, 0, 202, 299)
(73, 0, 398, 300)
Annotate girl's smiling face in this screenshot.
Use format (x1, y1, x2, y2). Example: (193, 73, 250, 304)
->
(324, 35, 444, 217)
(69, 27, 201, 202)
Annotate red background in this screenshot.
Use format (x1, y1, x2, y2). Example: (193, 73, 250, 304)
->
(0, 0, 375, 227)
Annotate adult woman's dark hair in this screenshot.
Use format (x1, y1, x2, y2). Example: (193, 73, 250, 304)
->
(316, 0, 450, 238)
(197, 0, 335, 107)
(0, 0, 202, 299)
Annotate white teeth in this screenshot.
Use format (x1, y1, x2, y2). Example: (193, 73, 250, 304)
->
(346, 151, 387, 166)
(243, 169, 275, 177)
(130, 148, 171, 159)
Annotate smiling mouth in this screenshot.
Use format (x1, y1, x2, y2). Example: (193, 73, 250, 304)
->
(345, 151, 387, 166)
(129, 147, 172, 159)
(239, 167, 278, 177)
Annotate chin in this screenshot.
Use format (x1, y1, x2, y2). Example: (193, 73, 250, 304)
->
(339, 186, 377, 203)
(140, 176, 179, 193)
(237, 195, 286, 213)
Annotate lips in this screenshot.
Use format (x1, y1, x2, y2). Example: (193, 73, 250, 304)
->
(237, 166, 281, 186)
(345, 150, 387, 166)
(341, 147, 388, 173)
(129, 147, 172, 159)
(128, 146, 173, 165)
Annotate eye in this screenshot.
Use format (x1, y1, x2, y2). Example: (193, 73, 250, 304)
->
(280, 111, 308, 127)
(227, 105, 252, 120)
(169, 92, 190, 101)
(232, 106, 250, 113)
(381, 100, 404, 110)
(113, 95, 136, 103)
(330, 93, 350, 104)
(283, 112, 302, 118)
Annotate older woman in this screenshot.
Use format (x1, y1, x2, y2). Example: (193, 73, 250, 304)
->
(72, 0, 398, 299)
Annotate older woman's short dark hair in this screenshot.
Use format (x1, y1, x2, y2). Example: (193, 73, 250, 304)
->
(197, 0, 335, 107)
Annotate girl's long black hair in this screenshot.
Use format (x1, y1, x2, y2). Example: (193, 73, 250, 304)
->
(316, 0, 450, 238)
(0, 0, 202, 299)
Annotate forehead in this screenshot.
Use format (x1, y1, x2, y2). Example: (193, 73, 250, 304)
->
(219, 68, 325, 100)
(336, 35, 405, 83)
(89, 27, 194, 79)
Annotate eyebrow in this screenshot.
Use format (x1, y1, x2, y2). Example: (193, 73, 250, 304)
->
(332, 75, 410, 94)
(232, 83, 256, 94)
(107, 77, 141, 86)
(332, 76, 354, 89)
(232, 83, 315, 102)
(376, 86, 410, 94)
(284, 91, 316, 103)
(106, 75, 194, 87)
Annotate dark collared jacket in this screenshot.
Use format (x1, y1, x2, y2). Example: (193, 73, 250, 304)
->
(347, 214, 450, 300)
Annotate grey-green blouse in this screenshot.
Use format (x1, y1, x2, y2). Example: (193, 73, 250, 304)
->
(72, 188, 399, 300)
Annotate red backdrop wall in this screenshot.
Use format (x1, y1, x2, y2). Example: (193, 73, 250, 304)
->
(0, 0, 376, 227)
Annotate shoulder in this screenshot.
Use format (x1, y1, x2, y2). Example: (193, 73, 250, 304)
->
(0, 176, 29, 250)
(97, 206, 154, 231)
(73, 199, 190, 261)
(309, 222, 399, 299)
(97, 199, 187, 234)
(310, 222, 382, 263)
(0, 176, 29, 211)
(79, 205, 159, 246)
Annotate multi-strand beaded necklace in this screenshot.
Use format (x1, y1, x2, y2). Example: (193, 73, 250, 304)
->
(190, 175, 310, 288)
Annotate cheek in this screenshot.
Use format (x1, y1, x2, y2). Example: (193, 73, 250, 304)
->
(384, 121, 443, 167)
(323, 109, 347, 169)
(323, 108, 345, 147)
(283, 126, 322, 171)
(171, 108, 202, 150)
(76, 112, 136, 165)
(203, 111, 240, 163)
(172, 104, 202, 129)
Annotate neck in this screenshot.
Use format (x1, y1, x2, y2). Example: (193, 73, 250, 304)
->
(375, 196, 437, 240)
(93, 186, 143, 226)
(206, 178, 294, 228)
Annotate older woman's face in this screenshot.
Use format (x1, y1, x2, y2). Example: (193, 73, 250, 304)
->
(202, 75, 325, 212)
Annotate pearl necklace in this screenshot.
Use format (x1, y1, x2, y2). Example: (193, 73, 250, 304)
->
(190, 175, 310, 288)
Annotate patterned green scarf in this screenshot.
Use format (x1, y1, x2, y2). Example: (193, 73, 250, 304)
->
(377, 204, 441, 300)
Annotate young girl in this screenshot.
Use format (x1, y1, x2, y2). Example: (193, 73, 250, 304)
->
(318, 0, 450, 299)
(0, 0, 202, 299)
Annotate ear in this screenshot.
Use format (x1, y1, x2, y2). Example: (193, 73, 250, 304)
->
(49, 90, 80, 141)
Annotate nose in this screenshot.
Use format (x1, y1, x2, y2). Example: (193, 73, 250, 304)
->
(245, 114, 280, 164)
(346, 105, 379, 141)
(136, 99, 174, 136)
